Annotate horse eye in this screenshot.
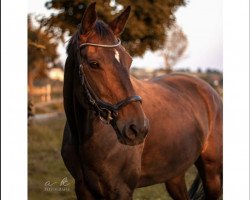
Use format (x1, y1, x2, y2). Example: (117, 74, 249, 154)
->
(89, 61, 100, 69)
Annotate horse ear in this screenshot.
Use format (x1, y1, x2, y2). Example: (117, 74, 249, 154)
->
(109, 6, 131, 36)
(80, 2, 97, 34)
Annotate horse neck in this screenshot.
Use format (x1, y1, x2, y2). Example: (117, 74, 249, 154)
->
(130, 76, 146, 94)
(73, 90, 95, 143)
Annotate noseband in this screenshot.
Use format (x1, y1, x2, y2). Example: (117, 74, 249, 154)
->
(77, 37, 142, 125)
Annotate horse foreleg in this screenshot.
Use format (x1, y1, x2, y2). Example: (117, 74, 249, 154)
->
(110, 186, 133, 200)
(165, 174, 190, 200)
(74, 179, 96, 200)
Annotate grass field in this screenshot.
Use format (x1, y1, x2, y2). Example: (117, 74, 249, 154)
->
(28, 116, 197, 200)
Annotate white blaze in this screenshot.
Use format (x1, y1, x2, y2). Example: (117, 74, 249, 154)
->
(114, 49, 120, 63)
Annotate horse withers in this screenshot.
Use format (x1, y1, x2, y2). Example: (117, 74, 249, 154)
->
(62, 3, 223, 200)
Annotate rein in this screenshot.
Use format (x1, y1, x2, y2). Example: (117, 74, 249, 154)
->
(77, 37, 142, 125)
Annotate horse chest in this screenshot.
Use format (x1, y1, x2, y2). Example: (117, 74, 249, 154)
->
(82, 152, 140, 198)
(79, 131, 144, 196)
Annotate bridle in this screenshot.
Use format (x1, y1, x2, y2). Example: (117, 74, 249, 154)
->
(77, 36, 142, 126)
(77, 37, 142, 125)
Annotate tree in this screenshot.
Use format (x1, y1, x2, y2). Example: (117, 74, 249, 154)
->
(160, 23, 188, 73)
(39, 0, 186, 56)
(28, 15, 59, 93)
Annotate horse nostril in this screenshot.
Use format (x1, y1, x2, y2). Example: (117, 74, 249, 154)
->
(123, 124, 137, 140)
(130, 124, 139, 135)
(123, 123, 148, 141)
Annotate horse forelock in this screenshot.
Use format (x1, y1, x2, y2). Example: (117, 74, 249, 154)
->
(94, 20, 116, 41)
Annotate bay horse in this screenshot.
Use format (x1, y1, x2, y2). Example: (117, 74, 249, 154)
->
(62, 2, 223, 200)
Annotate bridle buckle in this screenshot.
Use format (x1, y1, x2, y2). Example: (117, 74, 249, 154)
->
(99, 108, 114, 124)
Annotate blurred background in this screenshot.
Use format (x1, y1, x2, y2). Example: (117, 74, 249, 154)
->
(28, 0, 223, 199)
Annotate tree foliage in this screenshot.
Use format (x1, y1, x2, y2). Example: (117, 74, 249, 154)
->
(40, 0, 186, 56)
(28, 15, 59, 92)
(161, 23, 188, 73)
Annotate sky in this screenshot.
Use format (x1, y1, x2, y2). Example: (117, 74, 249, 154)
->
(28, 0, 222, 72)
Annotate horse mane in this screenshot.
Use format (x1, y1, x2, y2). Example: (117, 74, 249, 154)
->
(66, 20, 115, 56)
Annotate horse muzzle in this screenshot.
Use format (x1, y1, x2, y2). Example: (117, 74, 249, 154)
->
(116, 117, 149, 146)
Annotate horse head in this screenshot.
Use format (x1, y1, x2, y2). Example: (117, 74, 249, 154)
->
(71, 2, 149, 145)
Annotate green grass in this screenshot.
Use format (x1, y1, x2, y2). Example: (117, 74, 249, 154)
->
(29, 117, 75, 200)
(29, 117, 197, 200)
